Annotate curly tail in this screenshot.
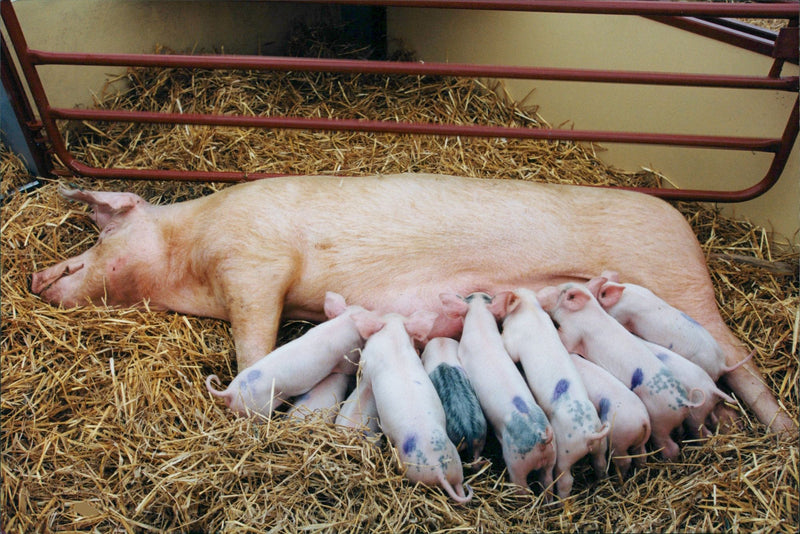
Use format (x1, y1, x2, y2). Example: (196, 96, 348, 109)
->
(439, 476, 474, 505)
(205, 374, 229, 397)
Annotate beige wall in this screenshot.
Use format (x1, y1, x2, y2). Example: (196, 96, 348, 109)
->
(6, 2, 798, 246)
(10, 0, 328, 108)
(388, 9, 799, 247)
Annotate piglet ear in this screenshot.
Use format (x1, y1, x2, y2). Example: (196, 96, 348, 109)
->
(563, 287, 591, 312)
(439, 293, 468, 319)
(600, 270, 621, 283)
(404, 311, 439, 343)
(59, 185, 145, 229)
(323, 292, 348, 319)
(584, 276, 608, 298)
(536, 286, 560, 312)
(597, 282, 625, 309)
(349, 311, 386, 340)
(489, 291, 517, 319)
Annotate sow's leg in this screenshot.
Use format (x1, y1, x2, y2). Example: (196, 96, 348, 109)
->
(600, 198, 795, 435)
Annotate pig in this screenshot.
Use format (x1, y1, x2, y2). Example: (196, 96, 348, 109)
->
(537, 281, 693, 460)
(286, 372, 352, 423)
(500, 288, 610, 499)
(205, 292, 364, 417)
(30, 174, 792, 434)
(351, 309, 472, 504)
(639, 339, 736, 437)
(335, 377, 381, 438)
(421, 337, 488, 464)
(441, 292, 556, 495)
(569, 354, 651, 478)
(592, 271, 750, 381)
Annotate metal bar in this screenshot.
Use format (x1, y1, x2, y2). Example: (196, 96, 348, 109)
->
(266, 0, 799, 18)
(1, 32, 51, 176)
(616, 95, 799, 202)
(52, 95, 797, 202)
(3, 0, 797, 203)
(49, 107, 784, 153)
(0, 0, 72, 175)
(28, 49, 799, 91)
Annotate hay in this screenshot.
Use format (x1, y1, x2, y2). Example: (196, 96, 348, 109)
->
(2, 26, 798, 533)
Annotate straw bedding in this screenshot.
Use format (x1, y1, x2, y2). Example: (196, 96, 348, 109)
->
(1, 26, 798, 533)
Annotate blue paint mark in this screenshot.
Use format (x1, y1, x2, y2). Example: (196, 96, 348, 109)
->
(655, 352, 669, 362)
(631, 368, 644, 390)
(403, 435, 417, 455)
(512, 396, 530, 414)
(681, 312, 701, 326)
(552, 379, 570, 403)
(598, 398, 611, 421)
(246, 369, 262, 383)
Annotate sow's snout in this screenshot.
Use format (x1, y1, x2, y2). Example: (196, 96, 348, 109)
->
(30, 255, 92, 307)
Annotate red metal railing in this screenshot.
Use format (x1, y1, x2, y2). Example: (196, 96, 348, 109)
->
(2, 0, 798, 201)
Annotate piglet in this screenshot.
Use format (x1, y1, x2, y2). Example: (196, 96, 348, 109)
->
(205, 292, 364, 417)
(441, 292, 556, 496)
(640, 340, 736, 437)
(538, 281, 693, 460)
(569, 354, 651, 478)
(351, 309, 473, 504)
(335, 377, 381, 438)
(593, 271, 750, 381)
(286, 372, 352, 423)
(501, 288, 609, 499)
(421, 337, 488, 464)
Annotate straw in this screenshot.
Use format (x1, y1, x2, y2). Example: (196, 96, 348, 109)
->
(1, 20, 797, 533)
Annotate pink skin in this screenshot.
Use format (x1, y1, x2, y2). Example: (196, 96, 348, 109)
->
(334, 377, 381, 438)
(501, 288, 609, 499)
(352, 309, 472, 504)
(286, 372, 352, 423)
(569, 354, 651, 478)
(205, 292, 365, 417)
(441, 292, 556, 496)
(593, 271, 744, 381)
(537, 281, 691, 460)
(30, 176, 793, 434)
(639, 340, 736, 437)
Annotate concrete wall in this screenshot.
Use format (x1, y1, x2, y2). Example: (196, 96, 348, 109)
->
(387, 8, 799, 247)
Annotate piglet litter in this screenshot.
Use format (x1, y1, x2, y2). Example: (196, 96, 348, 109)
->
(1, 23, 797, 532)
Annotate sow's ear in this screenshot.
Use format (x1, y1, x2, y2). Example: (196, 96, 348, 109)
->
(59, 185, 145, 229)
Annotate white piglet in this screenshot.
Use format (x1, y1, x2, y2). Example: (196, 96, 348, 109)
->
(441, 292, 556, 496)
(205, 292, 364, 417)
(351, 310, 473, 504)
(569, 354, 651, 478)
(640, 339, 736, 437)
(594, 271, 751, 381)
(501, 288, 610, 499)
(538, 281, 694, 460)
(287, 372, 352, 423)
